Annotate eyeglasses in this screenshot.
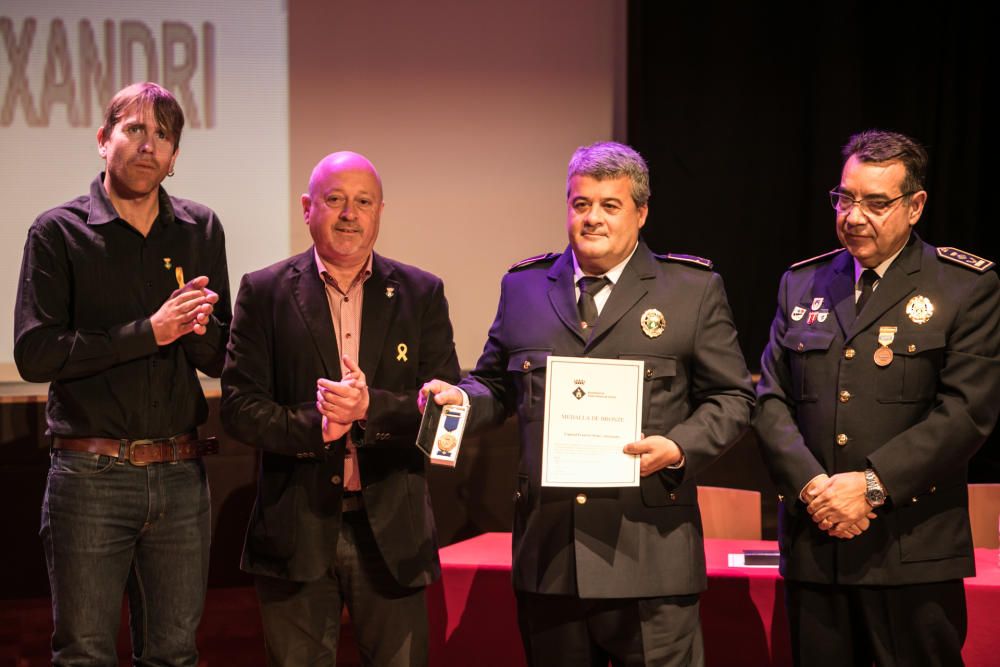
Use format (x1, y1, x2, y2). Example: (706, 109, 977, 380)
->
(829, 190, 914, 217)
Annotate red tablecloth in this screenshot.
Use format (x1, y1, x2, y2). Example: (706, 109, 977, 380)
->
(427, 533, 1000, 667)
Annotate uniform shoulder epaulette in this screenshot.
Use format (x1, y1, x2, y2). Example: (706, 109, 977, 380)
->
(654, 252, 713, 270)
(508, 252, 560, 272)
(789, 248, 845, 270)
(936, 247, 995, 273)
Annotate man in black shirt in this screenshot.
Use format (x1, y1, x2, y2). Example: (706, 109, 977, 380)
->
(13, 82, 231, 666)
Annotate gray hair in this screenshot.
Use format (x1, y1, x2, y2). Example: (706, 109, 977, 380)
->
(842, 129, 928, 194)
(567, 141, 650, 207)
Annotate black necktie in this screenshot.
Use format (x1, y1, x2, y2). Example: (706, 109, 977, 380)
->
(856, 269, 879, 314)
(577, 276, 610, 330)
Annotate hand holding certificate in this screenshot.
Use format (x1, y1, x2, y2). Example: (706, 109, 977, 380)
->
(541, 356, 643, 487)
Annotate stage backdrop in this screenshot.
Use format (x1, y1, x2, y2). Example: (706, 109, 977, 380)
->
(0, 0, 288, 379)
(0, 0, 627, 380)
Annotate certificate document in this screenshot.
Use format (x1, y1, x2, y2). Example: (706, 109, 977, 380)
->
(541, 356, 643, 487)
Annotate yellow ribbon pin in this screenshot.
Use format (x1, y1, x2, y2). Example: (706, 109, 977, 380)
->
(396, 343, 408, 362)
(175, 266, 186, 289)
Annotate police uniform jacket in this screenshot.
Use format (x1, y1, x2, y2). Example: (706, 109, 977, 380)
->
(754, 234, 1000, 585)
(460, 240, 754, 598)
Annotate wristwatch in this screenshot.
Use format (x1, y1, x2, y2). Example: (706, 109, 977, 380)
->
(864, 468, 886, 507)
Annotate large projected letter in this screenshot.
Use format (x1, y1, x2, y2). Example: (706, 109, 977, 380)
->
(40, 19, 76, 125)
(77, 19, 114, 128)
(120, 20, 157, 86)
(1, 17, 40, 126)
(162, 21, 200, 128)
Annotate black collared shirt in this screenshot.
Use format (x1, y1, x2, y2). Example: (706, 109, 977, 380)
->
(14, 174, 232, 439)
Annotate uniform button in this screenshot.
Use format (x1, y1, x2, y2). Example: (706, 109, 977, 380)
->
(331, 475, 342, 485)
(844, 347, 856, 360)
(911, 496, 919, 504)
(836, 433, 849, 446)
(777, 494, 785, 502)
(645, 368, 654, 379)
(513, 491, 522, 501)
(522, 360, 531, 370)
(930, 486, 937, 493)
(908, 344, 917, 353)
(575, 493, 587, 505)
(669, 492, 677, 501)
(797, 342, 805, 352)
(839, 390, 852, 403)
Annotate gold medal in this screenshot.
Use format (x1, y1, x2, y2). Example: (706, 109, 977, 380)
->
(874, 346, 894, 367)
(640, 309, 666, 338)
(905, 295, 934, 324)
(874, 326, 896, 367)
(436, 433, 457, 453)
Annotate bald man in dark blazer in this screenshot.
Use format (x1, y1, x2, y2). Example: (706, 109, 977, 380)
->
(222, 152, 460, 666)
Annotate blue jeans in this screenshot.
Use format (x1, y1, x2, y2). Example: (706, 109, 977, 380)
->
(40, 449, 211, 666)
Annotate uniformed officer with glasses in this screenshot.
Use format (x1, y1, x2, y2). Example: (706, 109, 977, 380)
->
(754, 129, 1000, 666)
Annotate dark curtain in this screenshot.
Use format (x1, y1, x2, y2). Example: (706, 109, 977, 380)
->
(627, 2, 998, 479)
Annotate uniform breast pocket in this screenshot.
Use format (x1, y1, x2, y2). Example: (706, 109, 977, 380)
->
(780, 328, 836, 402)
(618, 353, 677, 432)
(508, 348, 552, 422)
(877, 331, 946, 403)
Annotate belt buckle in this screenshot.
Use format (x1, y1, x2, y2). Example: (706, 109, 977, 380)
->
(128, 439, 157, 466)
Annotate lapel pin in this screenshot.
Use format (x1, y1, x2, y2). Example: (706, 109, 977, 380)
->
(386, 286, 395, 299)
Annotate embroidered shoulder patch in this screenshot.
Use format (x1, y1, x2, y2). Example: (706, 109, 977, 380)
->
(654, 252, 713, 270)
(789, 248, 845, 270)
(508, 252, 560, 272)
(936, 247, 995, 273)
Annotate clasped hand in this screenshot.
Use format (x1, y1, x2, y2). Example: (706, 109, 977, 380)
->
(150, 275, 218, 345)
(805, 472, 877, 539)
(317, 356, 369, 443)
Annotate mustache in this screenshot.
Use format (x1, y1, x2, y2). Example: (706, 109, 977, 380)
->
(333, 223, 362, 233)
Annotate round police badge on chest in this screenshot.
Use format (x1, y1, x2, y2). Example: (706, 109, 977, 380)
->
(641, 309, 666, 338)
(905, 295, 934, 324)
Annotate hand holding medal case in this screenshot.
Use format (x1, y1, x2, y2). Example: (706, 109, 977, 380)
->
(416, 399, 469, 468)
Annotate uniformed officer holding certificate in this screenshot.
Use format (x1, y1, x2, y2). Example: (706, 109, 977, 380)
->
(420, 142, 753, 666)
(754, 129, 1000, 666)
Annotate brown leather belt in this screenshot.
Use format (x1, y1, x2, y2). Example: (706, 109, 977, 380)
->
(52, 433, 218, 466)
